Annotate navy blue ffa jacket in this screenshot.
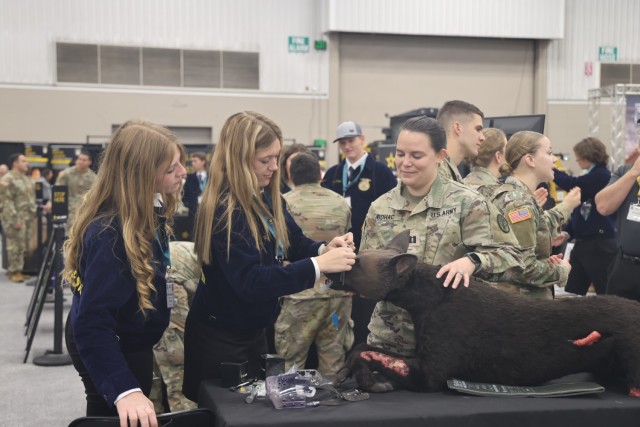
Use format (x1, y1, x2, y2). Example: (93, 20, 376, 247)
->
(69, 217, 170, 405)
(189, 200, 322, 331)
(553, 164, 615, 239)
(321, 153, 397, 247)
(182, 173, 202, 217)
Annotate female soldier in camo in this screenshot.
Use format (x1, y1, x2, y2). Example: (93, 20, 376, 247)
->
(363, 116, 530, 357)
(490, 131, 582, 299)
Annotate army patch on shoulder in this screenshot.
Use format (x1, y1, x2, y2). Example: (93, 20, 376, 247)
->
(507, 207, 532, 224)
(497, 214, 510, 233)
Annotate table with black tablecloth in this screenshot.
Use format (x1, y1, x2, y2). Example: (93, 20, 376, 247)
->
(198, 374, 640, 427)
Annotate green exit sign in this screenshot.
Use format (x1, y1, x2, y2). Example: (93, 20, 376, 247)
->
(599, 46, 618, 62)
(288, 36, 309, 53)
(314, 40, 327, 50)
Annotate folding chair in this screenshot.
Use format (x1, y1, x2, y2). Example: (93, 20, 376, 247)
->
(67, 408, 215, 427)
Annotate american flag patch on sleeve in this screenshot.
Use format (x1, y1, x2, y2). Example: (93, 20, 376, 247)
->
(507, 207, 532, 223)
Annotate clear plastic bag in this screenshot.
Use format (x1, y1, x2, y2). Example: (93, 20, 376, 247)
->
(265, 369, 323, 409)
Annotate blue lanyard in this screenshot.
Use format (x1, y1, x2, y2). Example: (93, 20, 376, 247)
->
(261, 191, 284, 259)
(154, 228, 171, 268)
(342, 162, 364, 195)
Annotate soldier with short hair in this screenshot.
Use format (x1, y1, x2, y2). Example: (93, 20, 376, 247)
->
(0, 163, 8, 235)
(436, 99, 486, 182)
(275, 153, 353, 374)
(0, 153, 36, 282)
(55, 150, 97, 227)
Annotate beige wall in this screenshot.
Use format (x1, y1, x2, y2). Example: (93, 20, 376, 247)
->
(0, 34, 599, 176)
(334, 33, 536, 141)
(545, 102, 620, 174)
(0, 87, 330, 148)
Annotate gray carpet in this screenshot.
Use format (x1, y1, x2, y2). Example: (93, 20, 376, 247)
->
(0, 269, 85, 426)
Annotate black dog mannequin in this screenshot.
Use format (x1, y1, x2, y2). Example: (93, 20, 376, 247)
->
(329, 230, 640, 397)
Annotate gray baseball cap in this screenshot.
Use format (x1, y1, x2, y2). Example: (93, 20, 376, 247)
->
(333, 121, 363, 142)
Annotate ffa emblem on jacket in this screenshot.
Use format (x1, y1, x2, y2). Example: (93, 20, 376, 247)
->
(358, 178, 371, 192)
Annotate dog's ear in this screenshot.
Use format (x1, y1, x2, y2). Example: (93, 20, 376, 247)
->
(391, 253, 418, 283)
(386, 230, 411, 254)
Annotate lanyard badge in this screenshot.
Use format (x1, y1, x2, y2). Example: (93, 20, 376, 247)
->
(342, 163, 364, 195)
(166, 267, 175, 309)
(155, 227, 173, 308)
(261, 191, 285, 263)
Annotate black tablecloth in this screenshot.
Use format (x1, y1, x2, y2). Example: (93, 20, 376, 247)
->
(198, 374, 640, 427)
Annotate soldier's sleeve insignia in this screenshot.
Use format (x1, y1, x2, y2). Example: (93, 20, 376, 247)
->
(497, 213, 510, 233)
(507, 207, 532, 224)
(358, 178, 371, 192)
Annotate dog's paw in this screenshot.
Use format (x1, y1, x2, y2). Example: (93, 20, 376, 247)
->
(366, 378, 395, 393)
(352, 368, 395, 393)
(334, 365, 352, 385)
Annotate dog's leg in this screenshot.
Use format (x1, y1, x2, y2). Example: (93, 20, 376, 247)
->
(335, 348, 394, 392)
(358, 349, 424, 391)
(335, 345, 420, 392)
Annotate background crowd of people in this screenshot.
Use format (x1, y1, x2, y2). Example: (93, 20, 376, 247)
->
(1, 100, 638, 426)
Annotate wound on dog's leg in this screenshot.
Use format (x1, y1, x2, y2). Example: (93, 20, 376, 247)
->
(572, 331, 602, 347)
(360, 351, 410, 377)
(629, 387, 640, 398)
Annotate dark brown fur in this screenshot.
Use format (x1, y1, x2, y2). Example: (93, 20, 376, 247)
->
(329, 231, 640, 395)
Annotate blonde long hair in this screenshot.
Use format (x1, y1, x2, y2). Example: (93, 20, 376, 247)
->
(63, 120, 186, 313)
(194, 111, 289, 265)
(499, 131, 544, 176)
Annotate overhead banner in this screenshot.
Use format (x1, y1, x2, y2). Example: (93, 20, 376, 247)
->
(24, 144, 49, 168)
(50, 145, 81, 171)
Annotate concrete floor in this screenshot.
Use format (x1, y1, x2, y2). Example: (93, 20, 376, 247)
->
(0, 261, 85, 426)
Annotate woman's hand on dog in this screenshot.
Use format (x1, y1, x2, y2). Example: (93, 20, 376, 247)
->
(436, 257, 475, 289)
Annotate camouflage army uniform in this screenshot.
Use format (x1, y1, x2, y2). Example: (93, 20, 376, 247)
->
(364, 176, 526, 357)
(151, 241, 199, 411)
(274, 183, 353, 374)
(489, 176, 572, 299)
(463, 166, 502, 199)
(438, 156, 463, 182)
(55, 167, 97, 227)
(0, 171, 36, 274)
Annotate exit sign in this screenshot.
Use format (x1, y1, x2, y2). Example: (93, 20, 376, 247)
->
(599, 46, 618, 62)
(288, 36, 309, 53)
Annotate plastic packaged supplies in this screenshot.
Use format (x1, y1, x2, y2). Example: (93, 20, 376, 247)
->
(266, 372, 321, 409)
(264, 369, 369, 409)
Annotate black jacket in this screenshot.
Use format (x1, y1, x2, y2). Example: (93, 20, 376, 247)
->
(553, 164, 615, 239)
(182, 173, 203, 217)
(190, 200, 322, 331)
(321, 153, 397, 247)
